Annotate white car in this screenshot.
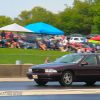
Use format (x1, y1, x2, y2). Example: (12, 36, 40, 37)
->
(69, 37, 86, 43)
(54, 35, 62, 40)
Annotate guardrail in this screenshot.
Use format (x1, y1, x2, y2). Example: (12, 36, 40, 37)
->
(0, 64, 34, 77)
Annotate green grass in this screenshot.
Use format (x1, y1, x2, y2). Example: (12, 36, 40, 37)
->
(0, 48, 73, 64)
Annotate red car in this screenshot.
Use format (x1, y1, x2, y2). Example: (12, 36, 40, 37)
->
(4, 32, 20, 39)
(72, 43, 96, 52)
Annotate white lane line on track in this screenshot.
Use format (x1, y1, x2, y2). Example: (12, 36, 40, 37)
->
(0, 89, 100, 96)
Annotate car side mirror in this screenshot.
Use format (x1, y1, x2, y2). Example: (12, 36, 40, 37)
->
(81, 62, 88, 66)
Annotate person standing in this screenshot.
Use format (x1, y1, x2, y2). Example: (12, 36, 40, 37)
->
(62, 38, 68, 51)
(43, 34, 49, 47)
(45, 57, 51, 63)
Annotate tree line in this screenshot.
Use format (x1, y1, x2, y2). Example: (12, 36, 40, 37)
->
(0, 0, 100, 35)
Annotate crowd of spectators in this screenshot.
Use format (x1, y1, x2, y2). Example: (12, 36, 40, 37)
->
(0, 31, 24, 48)
(0, 31, 100, 54)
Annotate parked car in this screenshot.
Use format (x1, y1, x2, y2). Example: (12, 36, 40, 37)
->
(4, 32, 20, 39)
(54, 35, 62, 40)
(66, 33, 83, 40)
(18, 34, 27, 41)
(26, 53, 100, 86)
(72, 43, 96, 52)
(69, 37, 86, 43)
(84, 34, 99, 39)
(25, 34, 43, 43)
(80, 42, 98, 49)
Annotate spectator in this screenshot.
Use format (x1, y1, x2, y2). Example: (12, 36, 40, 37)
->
(77, 47, 82, 53)
(84, 47, 87, 53)
(0, 35, 3, 47)
(62, 35, 65, 40)
(12, 37, 20, 48)
(0, 31, 10, 48)
(62, 38, 68, 52)
(97, 47, 100, 53)
(39, 42, 47, 50)
(53, 40, 59, 50)
(45, 57, 51, 63)
(2, 37, 10, 48)
(59, 40, 63, 51)
(43, 34, 49, 47)
(0, 31, 5, 38)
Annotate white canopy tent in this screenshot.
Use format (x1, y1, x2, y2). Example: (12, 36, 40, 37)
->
(0, 23, 33, 32)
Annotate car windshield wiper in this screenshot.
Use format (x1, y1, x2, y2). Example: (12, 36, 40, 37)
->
(60, 62, 68, 63)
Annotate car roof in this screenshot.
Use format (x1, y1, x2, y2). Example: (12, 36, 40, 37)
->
(70, 37, 85, 38)
(69, 53, 99, 55)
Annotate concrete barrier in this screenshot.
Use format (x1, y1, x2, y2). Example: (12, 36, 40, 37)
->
(0, 64, 34, 78)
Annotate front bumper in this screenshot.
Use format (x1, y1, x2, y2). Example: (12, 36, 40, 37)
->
(26, 72, 61, 81)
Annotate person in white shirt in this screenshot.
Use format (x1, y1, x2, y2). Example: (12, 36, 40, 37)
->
(43, 34, 49, 42)
(62, 38, 68, 52)
(59, 40, 63, 51)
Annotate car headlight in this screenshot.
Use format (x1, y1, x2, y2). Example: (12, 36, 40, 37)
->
(45, 69, 57, 73)
(29, 69, 32, 72)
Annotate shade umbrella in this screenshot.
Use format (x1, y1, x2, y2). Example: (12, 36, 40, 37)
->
(90, 35, 100, 41)
(25, 22, 64, 35)
(0, 23, 33, 32)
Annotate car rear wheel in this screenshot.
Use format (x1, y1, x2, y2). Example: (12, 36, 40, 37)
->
(35, 79, 48, 85)
(85, 81, 96, 85)
(59, 71, 73, 86)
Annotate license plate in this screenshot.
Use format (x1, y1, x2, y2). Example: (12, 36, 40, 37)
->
(32, 75, 38, 79)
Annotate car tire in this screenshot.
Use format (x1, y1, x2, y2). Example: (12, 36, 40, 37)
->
(85, 81, 96, 85)
(59, 71, 73, 86)
(35, 79, 48, 85)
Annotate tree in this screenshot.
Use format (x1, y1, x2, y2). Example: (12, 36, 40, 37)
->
(60, 1, 95, 35)
(93, 3, 100, 34)
(14, 6, 61, 30)
(0, 16, 13, 27)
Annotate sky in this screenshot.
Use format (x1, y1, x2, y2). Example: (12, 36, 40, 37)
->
(0, 0, 74, 19)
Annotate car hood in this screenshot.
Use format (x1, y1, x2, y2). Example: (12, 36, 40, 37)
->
(30, 62, 75, 69)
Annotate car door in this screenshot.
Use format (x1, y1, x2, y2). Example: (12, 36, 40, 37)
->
(78, 55, 99, 81)
(96, 54, 100, 81)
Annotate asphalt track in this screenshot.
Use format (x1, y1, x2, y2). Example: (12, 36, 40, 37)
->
(0, 78, 100, 100)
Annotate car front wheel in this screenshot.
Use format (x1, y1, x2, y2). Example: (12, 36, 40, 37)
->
(35, 79, 48, 85)
(59, 71, 73, 86)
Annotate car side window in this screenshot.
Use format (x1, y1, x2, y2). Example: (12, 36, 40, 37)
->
(98, 55, 100, 62)
(74, 38, 78, 40)
(82, 55, 97, 65)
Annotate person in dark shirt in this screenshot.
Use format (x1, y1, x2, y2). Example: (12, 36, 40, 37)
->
(9, 32, 14, 44)
(0, 31, 5, 38)
(0, 31, 10, 48)
(45, 57, 51, 63)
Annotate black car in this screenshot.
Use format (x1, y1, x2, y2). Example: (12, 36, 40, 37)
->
(80, 42, 98, 49)
(26, 53, 100, 87)
(84, 34, 99, 39)
(66, 33, 83, 39)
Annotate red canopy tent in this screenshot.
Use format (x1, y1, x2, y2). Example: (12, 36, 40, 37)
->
(90, 35, 100, 41)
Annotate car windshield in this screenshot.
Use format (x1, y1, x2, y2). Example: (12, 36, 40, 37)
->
(54, 54, 85, 63)
(80, 38, 84, 40)
(82, 45, 90, 48)
(89, 34, 98, 37)
(71, 34, 83, 37)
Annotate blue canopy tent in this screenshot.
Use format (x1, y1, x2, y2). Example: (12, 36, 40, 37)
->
(24, 22, 64, 35)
